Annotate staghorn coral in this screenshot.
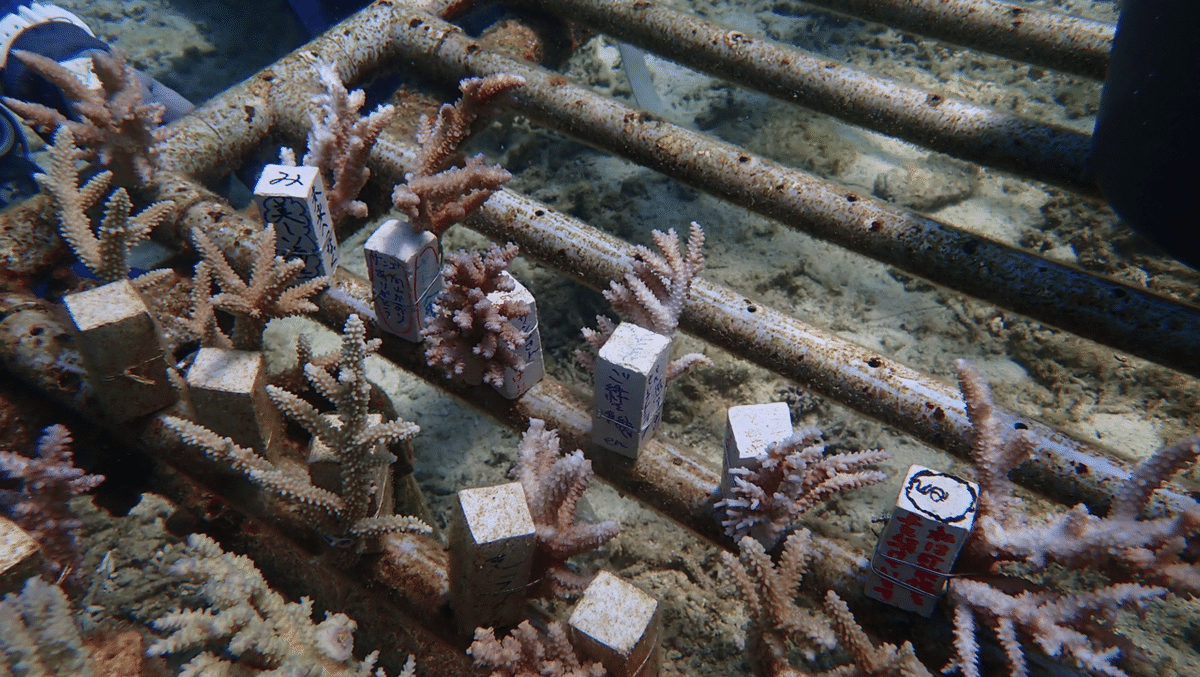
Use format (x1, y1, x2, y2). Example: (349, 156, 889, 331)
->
(0, 576, 93, 676)
(166, 315, 429, 555)
(942, 360, 1200, 677)
(721, 529, 837, 674)
(391, 74, 524, 236)
(577, 222, 710, 381)
(148, 532, 410, 677)
(422, 242, 531, 387)
(0, 424, 103, 586)
(715, 428, 890, 549)
(4, 48, 164, 186)
(511, 419, 621, 598)
(468, 620, 605, 677)
(190, 224, 329, 351)
(35, 128, 173, 285)
(283, 61, 396, 223)
(819, 590, 932, 677)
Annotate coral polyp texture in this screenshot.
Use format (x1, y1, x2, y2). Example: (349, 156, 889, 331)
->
(167, 314, 430, 555)
(423, 242, 532, 387)
(512, 419, 621, 598)
(391, 74, 525, 236)
(469, 620, 606, 677)
(4, 48, 164, 186)
(149, 533, 411, 677)
(716, 428, 890, 548)
(0, 424, 103, 585)
(944, 360, 1200, 677)
(190, 224, 330, 351)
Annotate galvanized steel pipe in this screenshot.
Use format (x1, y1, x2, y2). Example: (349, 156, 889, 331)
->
(377, 10, 1200, 378)
(507, 0, 1096, 192)
(793, 0, 1113, 80)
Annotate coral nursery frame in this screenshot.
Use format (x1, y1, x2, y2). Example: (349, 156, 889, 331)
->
(1, 1, 1197, 675)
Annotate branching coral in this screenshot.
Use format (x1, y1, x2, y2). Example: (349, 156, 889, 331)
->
(0, 424, 104, 586)
(166, 315, 429, 554)
(716, 428, 890, 548)
(422, 242, 531, 387)
(577, 222, 710, 381)
(36, 128, 173, 284)
(190, 224, 329, 351)
(721, 529, 837, 673)
(0, 576, 94, 676)
(511, 419, 621, 598)
(283, 61, 396, 222)
(943, 360, 1200, 677)
(391, 74, 524, 236)
(148, 533, 410, 676)
(4, 48, 164, 186)
(468, 620, 606, 677)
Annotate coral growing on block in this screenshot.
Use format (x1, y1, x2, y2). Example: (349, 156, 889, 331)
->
(423, 242, 531, 387)
(716, 428, 890, 548)
(36, 128, 173, 285)
(469, 620, 606, 677)
(0, 424, 104, 586)
(190, 224, 329, 351)
(167, 315, 429, 555)
(512, 419, 621, 598)
(391, 74, 525, 236)
(283, 61, 397, 222)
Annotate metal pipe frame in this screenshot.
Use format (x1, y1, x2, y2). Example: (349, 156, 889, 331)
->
(791, 0, 1114, 80)
(377, 8, 1200, 378)
(508, 0, 1097, 193)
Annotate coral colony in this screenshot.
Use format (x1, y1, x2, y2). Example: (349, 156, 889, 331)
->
(0, 12, 1198, 677)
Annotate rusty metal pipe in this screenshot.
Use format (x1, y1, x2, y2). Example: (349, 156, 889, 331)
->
(788, 0, 1113, 80)
(506, 0, 1096, 192)
(372, 10, 1200, 378)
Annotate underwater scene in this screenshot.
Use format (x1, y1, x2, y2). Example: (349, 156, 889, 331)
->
(1, 0, 1199, 676)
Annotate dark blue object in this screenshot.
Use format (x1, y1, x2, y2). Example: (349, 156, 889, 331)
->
(1091, 0, 1200, 270)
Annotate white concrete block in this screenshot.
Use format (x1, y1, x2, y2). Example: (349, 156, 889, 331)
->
(254, 164, 340, 282)
(487, 272, 544, 399)
(569, 571, 661, 677)
(186, 348, 281, 458)
(364, 218, 443, 342)
(64, 279, 176, 421)
(449, 483, 536, 635)
(592, 323, 670, 458)
(864, 464, 979, 616)
(721, 402, 792, 498)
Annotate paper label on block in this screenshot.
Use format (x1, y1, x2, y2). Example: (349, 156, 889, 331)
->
(592, 323, 670, 457)
(865, 465, 978, 616)
(254, 164, 340, 282)
(364, 219, 443, 341)
(488, 273, 544, 399)
(722, 402, 792, 497)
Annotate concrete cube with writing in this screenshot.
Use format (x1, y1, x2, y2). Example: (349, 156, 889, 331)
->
(721, 402, 792, 498)
(449, 482, 536, 635)
(592, 323, 670, 458)
(186, 348, 281, 459)
(488, 271, 544, 399)
(254, 164, 340, 283)
(865, 464, 979, 616)
(570, 570, 662, 677)
(364, 218, 443, 341)
(64, 279, 176, 421)
(1, 515, 41, 596)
